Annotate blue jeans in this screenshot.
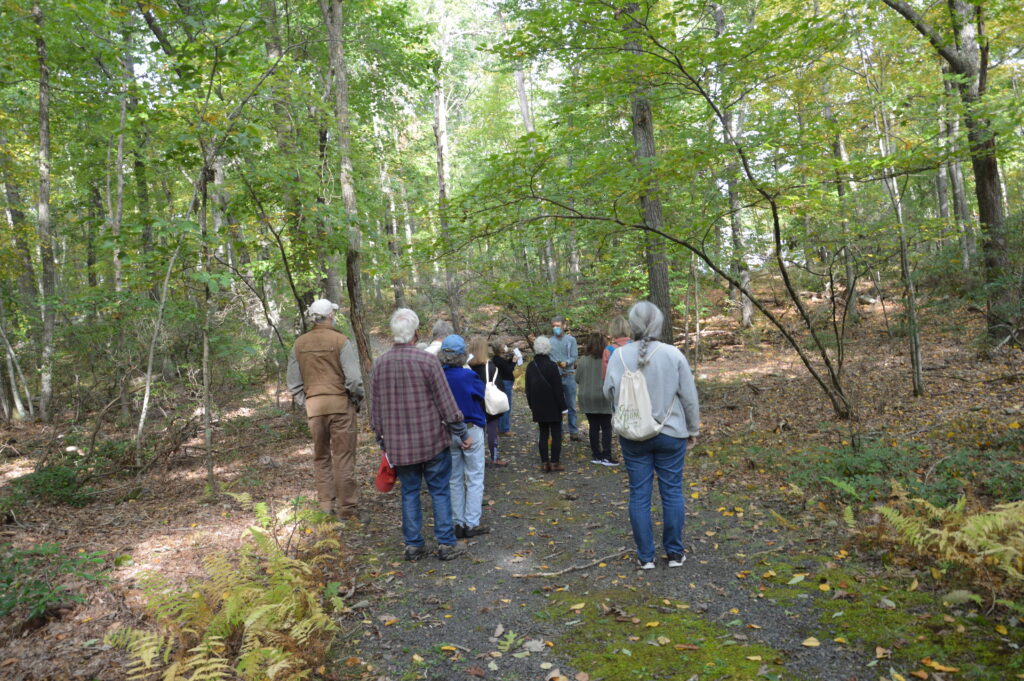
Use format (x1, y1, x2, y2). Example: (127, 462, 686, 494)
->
(498, 379, 514, 433)
(395, 448, 457, 547)
(561, 373, 578, 434)
(620, 434, 687, 563)
(449, 424, 486, 527)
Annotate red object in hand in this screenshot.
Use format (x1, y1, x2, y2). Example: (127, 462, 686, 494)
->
(375, 451, 397, 493)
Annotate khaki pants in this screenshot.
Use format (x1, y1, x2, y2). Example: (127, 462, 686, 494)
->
(308, 410, 358, 514)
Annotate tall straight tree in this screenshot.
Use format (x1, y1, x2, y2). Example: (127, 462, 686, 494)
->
(319, 0, 374, 387)
(432, 0, 462, 331)
(881, 0, 1013, 340)
(33, 2, 57, 422)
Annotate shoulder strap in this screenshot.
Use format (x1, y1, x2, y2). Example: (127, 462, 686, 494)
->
(486, 361, 497, 385)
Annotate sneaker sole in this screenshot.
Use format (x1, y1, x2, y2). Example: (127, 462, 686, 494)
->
(667, 556, 687, 567)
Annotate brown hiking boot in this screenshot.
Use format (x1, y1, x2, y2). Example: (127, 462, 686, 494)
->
(551, 463, 565, 472)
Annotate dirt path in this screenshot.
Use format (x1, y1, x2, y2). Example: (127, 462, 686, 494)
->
(336, 404, 868, 681)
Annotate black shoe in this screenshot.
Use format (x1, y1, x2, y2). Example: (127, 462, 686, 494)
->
(454, 524, 467, 539)
(590, 456, 603, 465)
(404, 545, 428, 562)
(569, 433, 583, 442)
(667, 552, 687, 568)
(437, 544, 465, 561)
(464, 525, 491, 537)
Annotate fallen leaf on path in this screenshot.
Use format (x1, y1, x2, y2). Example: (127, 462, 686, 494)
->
(995, 624, 1008, 635)
(746, 655, 762, 661)
(788, 574, 806, 585)
(569, 602, 586, 611)
(575, 673, 590, 681)
(802, 637, 820, 647)
(412, 653, 424, 663)
(922, 658, 959, 672)
(909, 671, 928, 680)
(876, 646, 891, 659)
(645, 621, 660, 628)
(675, 644, 700, 651)
(877, 597, 897, 610)
(466, 665, 486, 678)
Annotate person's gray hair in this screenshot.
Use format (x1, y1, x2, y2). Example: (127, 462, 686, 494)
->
(431, 320, 454, 340)
(628, 301, 664, 367)
(390, 308, 420, 344)
(551, 315, 565, 324)
(533, 335, 552, 355)
(608, 315, 631, 339)
(310, 313, 331, 324)
(438, 349, 467, 367)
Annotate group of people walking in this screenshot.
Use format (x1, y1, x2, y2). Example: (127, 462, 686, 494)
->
(287, 299, 700, 570)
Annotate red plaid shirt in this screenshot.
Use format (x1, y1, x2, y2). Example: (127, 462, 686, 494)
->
(370, 343, 466, 466)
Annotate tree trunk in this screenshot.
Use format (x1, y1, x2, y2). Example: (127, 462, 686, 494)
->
(320, 0, 373, 389)
(433, 77, 462, 331)
(135, 245, 180, 452)
(874, 103, 924, 396)
(624, 8, 673, 336)
(34, 3, 57, 422)
(199, 167, 219, 496)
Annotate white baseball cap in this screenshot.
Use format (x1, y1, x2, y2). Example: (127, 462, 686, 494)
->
(308, 299, 339, 317)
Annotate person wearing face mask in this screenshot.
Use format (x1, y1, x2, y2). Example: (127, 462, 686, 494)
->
(548, 315, 582, 442)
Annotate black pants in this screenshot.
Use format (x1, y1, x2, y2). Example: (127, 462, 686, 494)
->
(586, 413, 612, 459)
(537, 422, 562, 463)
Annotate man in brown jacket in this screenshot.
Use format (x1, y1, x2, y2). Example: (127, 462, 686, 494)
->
(287, 299, 365, 519)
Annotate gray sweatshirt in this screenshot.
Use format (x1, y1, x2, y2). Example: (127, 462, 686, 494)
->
(602, 340, 700, 439)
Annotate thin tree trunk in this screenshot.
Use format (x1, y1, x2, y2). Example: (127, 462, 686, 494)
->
(874, 105, 924, 396)
(135, 244, 181, 453)
(33, 3, 57, 422)
(199, 167, 218, 496)
(0, 303, 32, 420)
(320, 0, 373, 390)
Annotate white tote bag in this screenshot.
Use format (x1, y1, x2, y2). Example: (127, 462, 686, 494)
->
(611, 345, 673, 441)
(483, 361, 510, 415)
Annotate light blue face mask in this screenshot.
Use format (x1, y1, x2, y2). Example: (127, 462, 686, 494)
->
(552, 326, 562, 336)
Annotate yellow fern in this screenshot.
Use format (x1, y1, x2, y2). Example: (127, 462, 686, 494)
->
(107, 497, 342, 681)
(878, 494, 1024, 591)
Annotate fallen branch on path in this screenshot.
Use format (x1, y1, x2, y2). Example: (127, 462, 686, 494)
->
(512, 548, 627, 578)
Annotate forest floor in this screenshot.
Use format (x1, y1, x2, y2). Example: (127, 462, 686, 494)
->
(1, 298, 1023, 681)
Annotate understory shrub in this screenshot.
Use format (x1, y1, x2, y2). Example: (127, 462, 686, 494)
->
(0, 542, 108, 621)
(787, 441, 1023, 507)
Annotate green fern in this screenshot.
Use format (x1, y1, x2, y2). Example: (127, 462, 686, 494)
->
(842, 504, 856, 530)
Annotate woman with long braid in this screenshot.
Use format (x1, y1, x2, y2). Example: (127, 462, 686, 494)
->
(603, 301, 700, 569)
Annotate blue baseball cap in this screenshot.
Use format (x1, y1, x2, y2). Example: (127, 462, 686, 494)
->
(440, 334, 466, 353)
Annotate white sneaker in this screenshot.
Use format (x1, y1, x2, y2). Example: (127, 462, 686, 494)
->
(667, 553, 687, 568)
(637, 559, 656, 570)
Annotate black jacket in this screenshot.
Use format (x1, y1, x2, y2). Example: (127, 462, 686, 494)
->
(525, 355, 566, 423)
(492, 355, 516, 382)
